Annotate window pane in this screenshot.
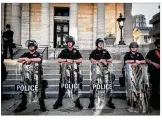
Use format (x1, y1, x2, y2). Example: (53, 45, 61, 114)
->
(57, 33, 61, 45)
(63, 12, 69, 16)
(57, 25, 61, 32)
(63, 33, 68, 44)
(63, 24, 68, 32)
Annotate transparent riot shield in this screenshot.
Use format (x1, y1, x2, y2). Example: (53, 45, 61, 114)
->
(60, 63, 83, 102)
(125, 64, 150, 113)
(15, 62, 39, 104)
(90, 62, 114, 113)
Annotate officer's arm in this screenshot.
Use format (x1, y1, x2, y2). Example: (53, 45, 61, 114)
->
(139, 60, 146, 64)
(125, 60, 135, 64)
(17, 58, 27, 63)
(30, 58, 41, 63)
(107, 59, 112, 63)
(145, 58, 159, 66)
(74, 58, 83, 63)
(58, 58, 67, 63)
(90, 58, 99, 63)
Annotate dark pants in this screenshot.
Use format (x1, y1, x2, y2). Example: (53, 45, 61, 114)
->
(3, 42, 13, 59)
(150, 69, 160, 110)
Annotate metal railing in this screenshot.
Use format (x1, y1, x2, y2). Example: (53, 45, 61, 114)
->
(39, 45, 51, 60)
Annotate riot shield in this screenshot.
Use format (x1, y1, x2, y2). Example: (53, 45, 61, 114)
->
(15, 62, 39, 103)
(60, 62, 83, 102)
(90, 62, 114, 113)
(125, 64, 150, 113)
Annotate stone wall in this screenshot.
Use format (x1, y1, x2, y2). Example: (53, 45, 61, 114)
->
(78, 3, 94, 49)
(30, 3, 41, 45)
(21, 3, 30, 47)
(5, 3, 12, 28)
(2, 3, 128, 49)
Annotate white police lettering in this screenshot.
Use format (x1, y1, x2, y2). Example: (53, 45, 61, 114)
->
(92, 84, 111, 90)
(64, 83, 78, 89)
(15, 85, 38, 91)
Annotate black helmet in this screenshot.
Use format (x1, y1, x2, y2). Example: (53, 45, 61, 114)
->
(25, 40, 38, 49)
(66, 36, 75, 46)
(154, 38, 160, 47)
(6, 24, 11, 28)
(129, 42, 139, 48)
(96, 38, 104, 47)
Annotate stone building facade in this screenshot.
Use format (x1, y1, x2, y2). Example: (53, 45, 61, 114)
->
(133, 27, 152, 44)
(1, 3, 133, 49)
(133, 14, 146, 28)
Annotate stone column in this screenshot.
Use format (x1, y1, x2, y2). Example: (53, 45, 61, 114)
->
(21, 3, 30, 47)
(69, 3, 78, 46)
(50, 4, 54, 48)
(41, 3, 50, 45)
(1, 3, 5, 31)
(92, 3, 97, 49)
(97, 3, 105, 39)
(11, 3, 21, 44)
(123, 3, 133, 45)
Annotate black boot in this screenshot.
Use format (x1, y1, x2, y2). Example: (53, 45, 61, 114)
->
(88, 95, 95, 109)
(14, 93, 27, 113)
(39, 98, 46, 111)
(75, 98, 83, 109)
(53, 99, 63, 109)
(106, 97, 115, 109)
(53, 86, 66, 109)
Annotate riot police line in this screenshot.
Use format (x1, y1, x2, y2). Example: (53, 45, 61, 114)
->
(3, 36, 159, 114)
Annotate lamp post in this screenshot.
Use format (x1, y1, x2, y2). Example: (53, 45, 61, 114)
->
(117, 13, 126, 45)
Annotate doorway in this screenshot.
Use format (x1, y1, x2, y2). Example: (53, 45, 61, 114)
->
(53, 7, 69, 48)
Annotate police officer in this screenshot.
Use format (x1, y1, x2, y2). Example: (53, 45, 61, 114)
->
(53, 36, 83, 109)
(124, 42, 146, 107)
(88, 38, 115, 109)
(145, 38, 160, 110)
(2, 24, 14, 59)
(14, 40, 46, 112)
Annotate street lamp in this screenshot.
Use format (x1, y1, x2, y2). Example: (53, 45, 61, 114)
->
(117, 13, 126, 45)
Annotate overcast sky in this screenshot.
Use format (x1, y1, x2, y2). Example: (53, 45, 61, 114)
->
(132, 3, 160, 27)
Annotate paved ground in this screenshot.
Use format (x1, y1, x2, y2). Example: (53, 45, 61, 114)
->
(1, 98, 160, 116)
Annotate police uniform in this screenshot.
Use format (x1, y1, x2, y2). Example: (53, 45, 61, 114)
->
(14, 51, 46, 112)
(53, 48, 83, 109)
(124, 52, 145, 62)
(20, 51, 42, 59)
(146, 49, 160, 110)
(2, 30, 14, 59)
(58, 48, 82, 59)
(89, 48, 115, 109)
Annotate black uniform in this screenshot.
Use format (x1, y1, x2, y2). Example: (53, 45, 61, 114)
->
(2, 30, 14, 59)
(58, 48, 82, 59)
(124, 52, 144, 62)
(88, 48, 115, 109)
(53, 48, 83, 109)
(89, 48, 111, 60)
(146, 49, 160, 110)
(20, 51, 42, 59)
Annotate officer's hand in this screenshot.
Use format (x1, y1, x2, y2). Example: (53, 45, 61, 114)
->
(131, 63, 137, 66)
(25, 58, 31, 63)
(22, 61, 26, 64)
(99, 59, 107, 65)
(135, 60, 141, 64)
(152, 62, 160, 68)
(66, 59, 73, 64)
